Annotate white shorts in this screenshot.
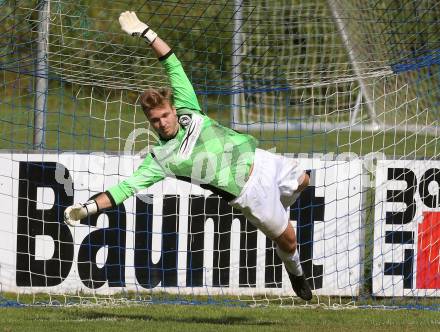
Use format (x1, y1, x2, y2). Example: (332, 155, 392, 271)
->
(230, 149, 305, 239)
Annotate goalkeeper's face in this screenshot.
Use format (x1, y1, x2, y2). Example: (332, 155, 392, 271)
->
(146, 103, 179, 140)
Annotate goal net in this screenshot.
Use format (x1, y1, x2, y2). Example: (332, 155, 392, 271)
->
(0, 0, 439, 308)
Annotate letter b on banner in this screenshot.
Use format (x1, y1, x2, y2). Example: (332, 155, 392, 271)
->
(16, 162, 74, 286)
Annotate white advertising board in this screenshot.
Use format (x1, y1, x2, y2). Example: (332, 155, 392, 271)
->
(373, 160, 440, 296)
(0, 153, 364, 296)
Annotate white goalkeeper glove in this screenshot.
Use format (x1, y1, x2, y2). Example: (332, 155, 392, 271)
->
(119, 11, 158, 44)
(64, 200, 99, 226)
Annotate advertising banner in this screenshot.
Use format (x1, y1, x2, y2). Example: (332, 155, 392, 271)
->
(373, 160, 440, 296)
(0, 153, 364, 296)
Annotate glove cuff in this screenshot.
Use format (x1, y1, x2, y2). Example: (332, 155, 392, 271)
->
(83, 200, 99, 216)
(141, 27, 158, 44)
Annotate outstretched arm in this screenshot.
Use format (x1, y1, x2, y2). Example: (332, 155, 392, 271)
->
(63, 192, 112, 226)
(119, 11, 201, 111)
(118, 11, 170, 58)
(64, 153, 165, 226)
(151, 37, 171, 59)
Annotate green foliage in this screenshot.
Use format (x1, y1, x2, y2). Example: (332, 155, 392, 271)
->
(0, 0, 438, 154)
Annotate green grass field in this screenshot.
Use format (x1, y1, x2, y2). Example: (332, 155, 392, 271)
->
(1, 305, 440, 331)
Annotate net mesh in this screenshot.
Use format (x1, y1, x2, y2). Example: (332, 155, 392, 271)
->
(0, 0, 439, 308)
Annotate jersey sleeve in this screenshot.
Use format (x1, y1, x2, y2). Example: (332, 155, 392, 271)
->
(106, 153, 165, 205)
(160, 52, 201, 112)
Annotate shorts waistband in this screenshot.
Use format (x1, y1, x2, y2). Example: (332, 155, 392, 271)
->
(230, 148, 266, 204)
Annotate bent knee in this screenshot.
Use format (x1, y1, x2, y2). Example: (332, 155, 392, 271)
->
(274, 224, 297, 253)
(284, 240, 297, 254)
(298, 172, 310, 192)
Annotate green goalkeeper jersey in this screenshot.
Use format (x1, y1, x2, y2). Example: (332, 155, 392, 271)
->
(107, 52, 257, 205)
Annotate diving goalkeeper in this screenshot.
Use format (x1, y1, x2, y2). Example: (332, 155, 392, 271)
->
(64, 11, 312, 301)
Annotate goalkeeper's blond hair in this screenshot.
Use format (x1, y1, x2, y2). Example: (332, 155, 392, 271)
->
(140, 88, 173, 114)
